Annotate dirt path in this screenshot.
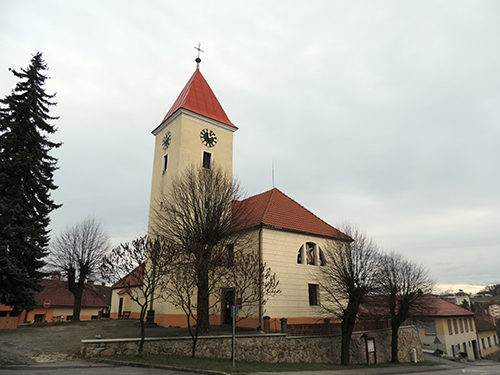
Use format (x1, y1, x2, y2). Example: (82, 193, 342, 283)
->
(0, 319, 174, 365)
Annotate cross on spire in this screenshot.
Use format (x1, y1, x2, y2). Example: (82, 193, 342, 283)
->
(194, 42, 204, 70)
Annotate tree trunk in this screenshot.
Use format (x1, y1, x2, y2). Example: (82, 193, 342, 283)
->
(391, 319, 400, 363)
(71, 287, 83, 322)
(138, 306, 147, 355)
(197, 264, 210, 334)
(341, 315, 356, 365)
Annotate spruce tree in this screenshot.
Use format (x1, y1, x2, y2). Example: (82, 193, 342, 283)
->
(0, 53, 61, 311)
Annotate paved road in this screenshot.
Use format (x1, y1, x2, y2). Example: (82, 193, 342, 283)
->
(0, 361, 195, 375)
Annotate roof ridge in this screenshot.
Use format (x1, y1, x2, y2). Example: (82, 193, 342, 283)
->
(261, 188, 277, 224)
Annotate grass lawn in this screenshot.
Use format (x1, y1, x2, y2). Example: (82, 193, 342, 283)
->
(105, 354, 440, 373)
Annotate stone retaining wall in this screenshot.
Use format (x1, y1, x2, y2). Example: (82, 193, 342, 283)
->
(81, 325, 424, 364)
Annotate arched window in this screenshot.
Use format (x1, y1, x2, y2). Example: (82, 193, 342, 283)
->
(297, 242, 324, 266)
(319, 248, 326, 266)
(306, 242, 315, 265)
(297, 246, 303, 264)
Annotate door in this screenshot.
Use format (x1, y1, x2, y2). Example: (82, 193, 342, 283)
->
(118, 297, 123, 318)
(221, 288, 235, 325)
(472, 340, 479, 360)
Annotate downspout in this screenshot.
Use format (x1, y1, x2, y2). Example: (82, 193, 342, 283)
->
(258, 225, 263, 329)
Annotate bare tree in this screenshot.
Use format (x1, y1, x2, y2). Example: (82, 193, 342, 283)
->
(100, 236, 172, 355)
(150, 164, 249, 334)
(228, 250, 281, 323)
(316, 224, 379, 365)
(377, 251, 434, 363)
(47, 217, 110, 321)
(161, 241, 281, 357)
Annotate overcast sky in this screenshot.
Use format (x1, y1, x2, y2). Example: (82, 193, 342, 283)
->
(1, 1, 499, 293)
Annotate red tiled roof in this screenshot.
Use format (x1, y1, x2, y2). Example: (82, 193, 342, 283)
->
(161, 69, 236, 128)
(475, 317, 497, 332)
(112, 264, 144, 289)
(234, 188, 351, 241)
(414, 296, 474, 318)
(35, 279, 110, 308)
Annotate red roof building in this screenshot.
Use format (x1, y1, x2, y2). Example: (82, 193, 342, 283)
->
(141, 62, 351, 329)
(26, 279, 111, 324)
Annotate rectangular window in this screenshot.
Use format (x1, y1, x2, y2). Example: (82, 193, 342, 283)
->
(308, 284, 319, 306)
(162, 153, 168, 174)
(459, 319, 464, 333)
(482, 338, 485, 349)
(34, 314, 45, 323)
(202, 151, 212, 170)
(454, 319, 459, 334)
(424, 320, 436, 334)
(469, 318, 473, 330)
(225, 244, 234, 266)
(488, 337, 492, 347)
(464, 318, 468, 332)
(448, 319, 452, 335)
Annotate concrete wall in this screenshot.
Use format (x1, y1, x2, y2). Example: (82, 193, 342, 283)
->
(82, 325, 424, 364)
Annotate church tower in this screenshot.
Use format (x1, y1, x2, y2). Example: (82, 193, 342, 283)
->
(148, 58, 237, 233)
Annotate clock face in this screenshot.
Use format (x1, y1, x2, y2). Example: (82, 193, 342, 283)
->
(162, 131, 172, 150)
(200, 128, 217, 148)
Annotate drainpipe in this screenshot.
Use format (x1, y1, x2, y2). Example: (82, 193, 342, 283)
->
(258, 225, 263, 329)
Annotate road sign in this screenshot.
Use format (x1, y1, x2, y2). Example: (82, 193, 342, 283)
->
(43, 299, 51, 309)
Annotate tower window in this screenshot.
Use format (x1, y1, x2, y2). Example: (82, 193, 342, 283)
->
(202, 151, 212, 170)
(162, 153, 168, 174)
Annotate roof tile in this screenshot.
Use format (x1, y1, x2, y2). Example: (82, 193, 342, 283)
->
(161, 69, 236, 128)
(235, 188, 351, 240)
(34, 279, 110, 308)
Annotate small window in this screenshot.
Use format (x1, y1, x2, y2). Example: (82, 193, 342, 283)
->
(448, 319, 452, 335)
(424, 320, 436, 334)
(464, 318, 468, 332)
(459, 318, 464, 332)
(225, 244, 234, 266)
(454, 319, 458, 334)
(162, 153, 168, 174)
(202, 151, 212, 170)
(308, 284, 319, 306)
(488, 337, 492, 347)
(34, 314, 45, 323)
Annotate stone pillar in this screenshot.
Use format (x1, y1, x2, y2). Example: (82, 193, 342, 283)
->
(263, 316, 270, 333)
(280, 318, 288, 335)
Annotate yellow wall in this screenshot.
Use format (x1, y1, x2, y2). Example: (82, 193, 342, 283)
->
(26, 306, 103, 323)
(259, 227, 340, 321)
(417, 316, 477, 360)
(477, 330, 500, 357)
(148, 110, 236, 235)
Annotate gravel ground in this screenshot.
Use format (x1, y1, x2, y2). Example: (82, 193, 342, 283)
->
(0, 319, 177, 366)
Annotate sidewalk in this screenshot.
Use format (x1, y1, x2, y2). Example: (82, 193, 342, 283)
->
(249, 353, 500, 375)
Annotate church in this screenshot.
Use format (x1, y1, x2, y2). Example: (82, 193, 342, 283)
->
(111, 57, 351, 329)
